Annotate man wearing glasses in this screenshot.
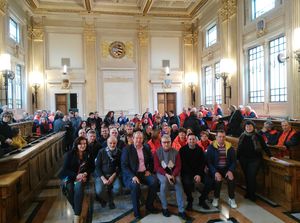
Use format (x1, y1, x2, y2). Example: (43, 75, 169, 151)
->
(153, 135, 188, 220)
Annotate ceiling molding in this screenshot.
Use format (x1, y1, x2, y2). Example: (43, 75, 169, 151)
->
(25, 0, 38, 9)
(84, 0, 91, 13)
(190, 0, 209, 17)
(142, 0, 153, 16)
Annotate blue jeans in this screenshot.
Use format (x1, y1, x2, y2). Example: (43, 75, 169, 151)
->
(95, 177, 121, 201)
(157, 173, 185, 212)
(124, 174, 159, 217)
(63, 181, 84, 215)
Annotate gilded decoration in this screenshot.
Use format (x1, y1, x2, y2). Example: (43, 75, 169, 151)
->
(101, 41, 110, 58)
(84, 24, 96, 42)
(183, 33, 193, 45)
(0, 0, 7, 16)
(61, 79, 71, 89)
(193, 31, 198, 46)
(109, 41, 126, 59)
(219, 0, 237, 22)
(31, 28, 44, 42)
(125, 41, 133, 59)
(138, 25, 148, 47)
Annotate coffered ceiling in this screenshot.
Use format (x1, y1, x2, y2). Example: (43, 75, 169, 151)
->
(24, 0, 209, 18)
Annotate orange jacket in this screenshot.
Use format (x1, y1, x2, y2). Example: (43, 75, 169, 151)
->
(172, 136, 187, 151)
(147, 139, 161, 154)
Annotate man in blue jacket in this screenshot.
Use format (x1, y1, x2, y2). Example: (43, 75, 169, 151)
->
(206, 130, 237, 209)
(121, 131, 159, 219)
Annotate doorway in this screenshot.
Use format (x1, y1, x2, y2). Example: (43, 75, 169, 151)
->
(157, 93, 177, 115)
(55, 93, 77, 114)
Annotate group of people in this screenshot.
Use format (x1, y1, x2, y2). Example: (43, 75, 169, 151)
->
(1, 105, 299, 223)
(56, 106, 300, 223)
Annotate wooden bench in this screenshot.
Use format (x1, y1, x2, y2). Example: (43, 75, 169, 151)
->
(209, 132, 300, 211)
(0, 170, 25, 223)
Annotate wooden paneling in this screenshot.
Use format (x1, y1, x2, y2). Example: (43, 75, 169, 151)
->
(0, 132, 65, 222)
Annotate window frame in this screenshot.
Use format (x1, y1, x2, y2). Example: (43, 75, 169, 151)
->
(9, 17, 20, 43)
(15, 64, 23, 108)
(206, 23, 217, 48)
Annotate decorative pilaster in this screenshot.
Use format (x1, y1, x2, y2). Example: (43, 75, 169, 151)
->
(30, 17, 45, 110)
(291, 0, 300, 118)
(83, 21, 97, 113)
(137, 24, 149, 112)
(183, 25, 194, 106)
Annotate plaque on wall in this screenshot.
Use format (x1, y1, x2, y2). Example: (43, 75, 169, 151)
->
(109, 41, 126, 59)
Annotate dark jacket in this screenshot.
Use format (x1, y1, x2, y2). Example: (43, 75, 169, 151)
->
(59, 149, 93, 181)
(168, 115, 180, 127)
(220, 110, 244, 137)
(179, 144, 205, 178)
(0, 121, 13, 148)
(88, 141, 102, 171)
(121, 144, 153, 184)
(95, 147, 121, 178)
(237, 132, 272, 159)
(183, 113, 201, 137)
(206, 140, 236, 176)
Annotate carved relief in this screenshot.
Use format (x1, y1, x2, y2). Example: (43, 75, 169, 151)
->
(138, 25, 148, 47)
(31, 28, 44, 42)
(101, 41, 110, 58)
(61, 79, 71, 89)
(84, 24, 96, 42)
(193, 31, 198, 46)
(125, 41, 134, 59)
(0, 0, 7, 16)
(183, 33, 193, 45)
(219, 0, 237, 22)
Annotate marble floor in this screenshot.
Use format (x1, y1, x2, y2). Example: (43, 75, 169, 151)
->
(19, 177, 300, 223)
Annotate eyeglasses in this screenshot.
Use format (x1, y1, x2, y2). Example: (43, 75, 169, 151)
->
(162, 141, 171, 144)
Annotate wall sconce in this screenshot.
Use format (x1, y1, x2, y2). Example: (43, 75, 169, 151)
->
(63, 64, 68, 75)
(30, 71, 43, 109)
(215, 58, 234, 104)
(186, 72, 197, 106)
(0, 54, 15, 106)
(294, 28, 300, 72)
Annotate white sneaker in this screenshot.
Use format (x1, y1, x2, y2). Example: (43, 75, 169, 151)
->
(228, 198, 237, 208)
(212, 198, 219, 207)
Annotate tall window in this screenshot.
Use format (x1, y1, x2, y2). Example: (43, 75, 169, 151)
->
(269, 36, 287, 102)
(214, 62, 222, 104)
(9, 18, 19, 43)
(204, 66, 213, 105)
(248, 45, 264, 103)
(252, 0, 275, 19)
(15, 65, 22, 108)
(206, 24, 217, 47)
(7, 79, 13, 108)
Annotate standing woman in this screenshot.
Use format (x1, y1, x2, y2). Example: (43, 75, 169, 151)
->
(237, 120, 274, 201)
(59, 136, 93, 223)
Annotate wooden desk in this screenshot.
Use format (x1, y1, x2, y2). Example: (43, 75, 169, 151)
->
(0, 171, 25, 223)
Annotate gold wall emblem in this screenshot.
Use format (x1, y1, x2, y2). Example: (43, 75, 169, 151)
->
(109, 41, 126, 59)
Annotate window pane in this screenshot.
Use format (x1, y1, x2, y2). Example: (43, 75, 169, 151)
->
(205, 66, 213, 105)
(248, 45, 264, 103)
(252, 0, 275, 19)
(215, 62, 222, 104)
(269, 36, 287, 102)
(7, 79, 13, 108)
(206, 25, 217, 47)
(15, 64, 22, 108)
(9, 18, 19, 43)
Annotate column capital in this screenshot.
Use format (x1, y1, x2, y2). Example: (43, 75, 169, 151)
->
(138, 25, 149, 47)
(219, 0, 237, 22)
(84, 24, 96, 42)
(0, 0, 7, 16)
